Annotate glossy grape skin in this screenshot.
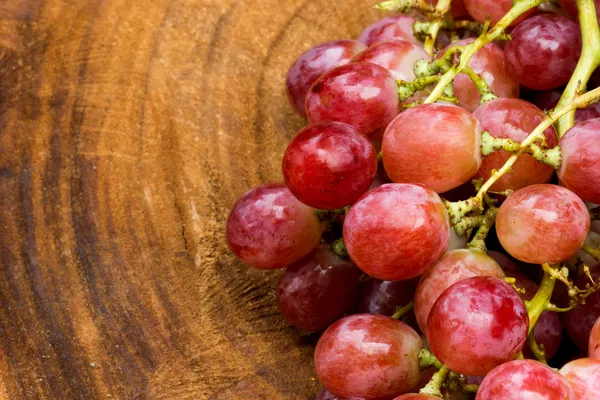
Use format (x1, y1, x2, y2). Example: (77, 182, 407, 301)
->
(316, 388, 363, 400)
(463, 0, 534, 26)
(226, 183, 322, 269)
(315, 314, 422, 399)
(353, 40, 431, 81)
(505, 15, 581, 90)
(356, 278, 417, 316)
(382, 104, 482, 193)
(282, 122, 377, 209)
(414, 249, 504, 334)
(496, 184, 590, 264)
(560, 358, 600, 399)
(286, 40, 367, 118)
(306, 63, 399, 138)
(565, 267, 600, 351)
(590, 318, 600, 359)
(473, 98, 558, 191)
(439, 39, 519, 112)
(277, 246, 360, 332)
(343, 184, 450, 281)
(476, 360, 575, 399)
(358, 15, 420, 47)
(427, 277, 529, 376)
(558, 119, 600, 204)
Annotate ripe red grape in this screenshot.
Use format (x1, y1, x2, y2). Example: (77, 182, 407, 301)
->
(382, 103, 482, 193)
(306, 63, 399, 138)
(558, 119, 600, 204)
(439, 39, 519, 112)
(496, 184, 590, 264)
(414, 249, 504, 334)
(505, 15, 582, 90)
(559, 358, 600, 398)
(356, 278, 417, 316)
(564, 267, 600, 351)
(352, 40, 431, 81)
(277, 246, 360, 332)
(590, 318, 600, 359)
(476, 360, 575, 399)
(473, 98, 558, 191)
(226, 184, 323, 269)
(358, 15, 420, 47)
(315, 314, 422, 399)
(427, 277, 529, 376)
(286, 40, 367, 118)
(343, 184, 450, 281)
(463, 0, 535, 26)
(282, 122, 377, 209)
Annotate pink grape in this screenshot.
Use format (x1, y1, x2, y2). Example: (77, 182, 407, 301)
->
(427, 277, 529, 376)
(382, 104, 482, 193)
(473, 98, 558, 191)
(463, 0, 534, 26)
(505, 15, 581, 90)
(286, 40, 366, 118)
(315, 314, 422, 399)
(358, 15, 420, 47)
(276, 246, 360, 332)
(476, 360, 575, 399)
(356, 278, 417, 316)
(590, 318, 600, 359)
(306, 62, 399, 138)
(352, 40, 431, 81)
(343, 184, 450, 281)
(414, 248, 504, 334)
(559, 358, 600, 398)
(564, 266, 600, 351)
(226, 183, 322, 269)
(439, 38, 519, 112)
(282, 122, 377, 209)
(558, 119, 600, 204)
(496, 184, 590, 264)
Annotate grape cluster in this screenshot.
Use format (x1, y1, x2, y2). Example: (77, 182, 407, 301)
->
(226, 0, 600, 397)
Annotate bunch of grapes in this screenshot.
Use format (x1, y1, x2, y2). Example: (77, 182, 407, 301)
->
(226, 0, 600, 397)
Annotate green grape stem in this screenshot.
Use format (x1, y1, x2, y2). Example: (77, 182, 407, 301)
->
(391, 301, 414, 319)
(466, 207, 498, 251)
(527, 331, 548, 364)
(525, 267, 557, 333)
(463, 66, 498, 104)
(420, 365, 449, 397)
(418, 348, 444, 370)
(423, 0, 451, 55)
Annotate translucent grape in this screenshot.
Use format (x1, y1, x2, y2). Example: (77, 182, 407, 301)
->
(558, 119, 600, 204)
(286, 40, 366, 118)
(306, 62, 399, 138)
(315, 314, 422, 399)
(358, 15, 420, 47)
(496, 184, 590, 264)
(477, 360, 575, 399)
(590, 318, 600, 359)
(283, 122, 377, 209)
(473, 98, 558, 191)
(463, 0, 534, 26)
(559, 358, 600, 398)
(414, 249, 504, 334)
(356, 278, 417, 316)
(226, 183, 323, 269)
(505, 15, 581, 90)
(382, 103, 482, 193)
(352, 40, 431, 81)
(427, 277, 529, 376)
(343, 184, 450, 281)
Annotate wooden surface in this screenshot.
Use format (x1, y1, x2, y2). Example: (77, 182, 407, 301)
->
(0, 1, 383, 398)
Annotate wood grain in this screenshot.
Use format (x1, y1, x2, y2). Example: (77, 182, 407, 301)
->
(0, 1, 383, 398)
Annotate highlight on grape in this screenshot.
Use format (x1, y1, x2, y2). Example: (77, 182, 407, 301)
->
(226, 0, 600, 397)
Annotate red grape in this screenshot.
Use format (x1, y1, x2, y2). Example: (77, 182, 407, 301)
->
(487, 250, 521, 275)
(393, 395, 440, 400)
(463, 0, 535, 26)
(558, 119, 600, 204)
(352, 40, 431, 81)
(590, 318, 600, 359)
(356, 278, 417, 316)
(565, 267, 600, 351)
(439, 39, 519, 112)
(282, 122, 377, 209)
(505, 15, 582, 90)
(277, 246, 360, 332)
(496, 184, 590, 264)
(559, 358, 600, 398)
(226, 183, 322, 269)
(427, 277, 529, 376)
(286, 40, 367, 118)
(315, 314, 422, 399)
(358, 15, 420, 47)
(306, 63, 399, 138)
(472, 98, 558, 191)
(476, 360, 575, 399)
(382, 103, 482, 193)
(316, 388, 363, 400)
(343, 184, 450, 281)
(414, 249, 504, 334)
(558, 0, 600, 23)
